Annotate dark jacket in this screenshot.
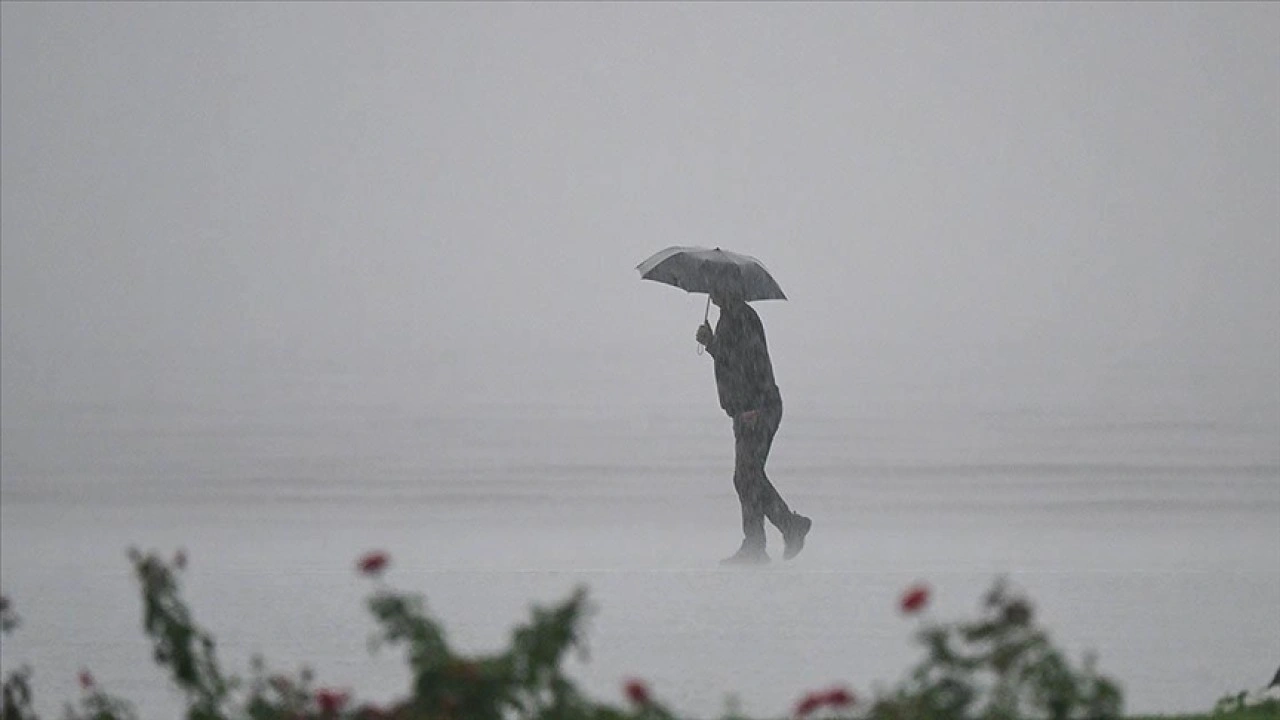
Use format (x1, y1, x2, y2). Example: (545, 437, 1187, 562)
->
(706, 301, 782, 416)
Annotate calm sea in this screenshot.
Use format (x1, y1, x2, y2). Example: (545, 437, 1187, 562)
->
(2, 378, 1277, 718)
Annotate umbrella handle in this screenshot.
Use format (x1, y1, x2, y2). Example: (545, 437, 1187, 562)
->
(697, 295, 711, 356)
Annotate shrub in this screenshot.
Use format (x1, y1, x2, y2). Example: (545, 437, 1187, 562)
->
(1, 552, 1128, 720)
(862, 580, 1123, 720)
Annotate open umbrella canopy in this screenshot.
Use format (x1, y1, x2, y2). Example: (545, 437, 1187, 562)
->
(635, 246, 787, 302)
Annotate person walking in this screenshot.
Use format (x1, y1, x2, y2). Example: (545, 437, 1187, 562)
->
(696, 289, 811, 564)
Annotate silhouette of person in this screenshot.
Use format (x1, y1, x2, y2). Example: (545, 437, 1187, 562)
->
(696, 289, 811, 563)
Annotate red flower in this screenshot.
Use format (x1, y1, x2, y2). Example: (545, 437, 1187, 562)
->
(900, 583, 930, 614)
(316, 688, 350, 715)
(794, 686, 856, 718)
(356, 551, 390, 577)
(823, 687, 856, 707)
(78, 670, 95, 690)
(794, 692, 824, 718)
(623, 678, 650, 706)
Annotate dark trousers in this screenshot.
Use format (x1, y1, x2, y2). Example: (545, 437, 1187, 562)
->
(732, 402, 792, 549)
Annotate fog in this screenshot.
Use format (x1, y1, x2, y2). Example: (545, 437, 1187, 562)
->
(3, 3, 1276, 423)
(2, 6, 1279, 716)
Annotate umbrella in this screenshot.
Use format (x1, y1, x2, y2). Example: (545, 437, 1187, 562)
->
(636, 246, 787, 322)
(636, 248, 786, 356)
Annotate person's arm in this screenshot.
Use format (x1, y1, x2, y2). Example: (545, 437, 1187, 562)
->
(740, 315, 774, 412)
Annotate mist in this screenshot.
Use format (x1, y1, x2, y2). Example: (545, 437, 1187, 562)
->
(3, 6, 1280, 717)
(3, 2, 1276, 423)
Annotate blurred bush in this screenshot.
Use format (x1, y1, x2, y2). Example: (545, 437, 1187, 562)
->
(2, 550, 1140, 720)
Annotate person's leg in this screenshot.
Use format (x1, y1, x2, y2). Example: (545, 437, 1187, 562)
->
(750, 404, 812, 559)
(752, 404, 795, 533)
(732, 415, 769, 553)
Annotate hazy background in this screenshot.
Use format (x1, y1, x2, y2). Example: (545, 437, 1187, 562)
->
(3, 2, 1277, 420)
(2, 4, 1279, 717)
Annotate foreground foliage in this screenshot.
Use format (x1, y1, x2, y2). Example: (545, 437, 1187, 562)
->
(0, 548, 1154, 720)
(1131, 707, 1280, 720)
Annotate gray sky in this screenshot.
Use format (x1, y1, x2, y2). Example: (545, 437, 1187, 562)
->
(3, 2, 1277, 417)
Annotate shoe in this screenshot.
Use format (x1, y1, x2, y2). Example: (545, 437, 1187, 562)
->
(720, 544, 770, 565)
(782, 514, 812, 560)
